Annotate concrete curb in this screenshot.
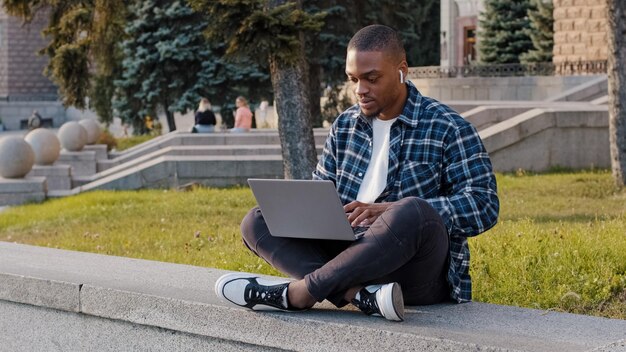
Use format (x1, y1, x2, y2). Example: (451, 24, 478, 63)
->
(1, 242, 624, 351)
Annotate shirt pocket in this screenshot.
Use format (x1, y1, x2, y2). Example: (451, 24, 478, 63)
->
(399, 161, 442, 198)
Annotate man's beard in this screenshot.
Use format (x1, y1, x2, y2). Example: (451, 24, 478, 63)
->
(360, 107, 381, 118)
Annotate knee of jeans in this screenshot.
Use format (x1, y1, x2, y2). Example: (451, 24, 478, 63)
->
(387, 197, 445, 241)
(240, 206, 266, 245)
(401, 197, 443, 223)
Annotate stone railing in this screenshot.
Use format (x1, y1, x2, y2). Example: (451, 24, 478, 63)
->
(409, 60, 608, 78)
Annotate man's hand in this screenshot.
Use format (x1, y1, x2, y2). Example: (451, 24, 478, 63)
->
(344, 201, 393, 227)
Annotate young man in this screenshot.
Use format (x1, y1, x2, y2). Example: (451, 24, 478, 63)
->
(215, 25, 499, 321)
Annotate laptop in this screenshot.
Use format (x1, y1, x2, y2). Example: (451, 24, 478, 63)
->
(247, 179, 368, 241)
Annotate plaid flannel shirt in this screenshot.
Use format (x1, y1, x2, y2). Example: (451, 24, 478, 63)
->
(312, 81, 499, 302)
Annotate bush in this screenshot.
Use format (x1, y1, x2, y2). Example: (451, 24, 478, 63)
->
(97, 130, 118, 151)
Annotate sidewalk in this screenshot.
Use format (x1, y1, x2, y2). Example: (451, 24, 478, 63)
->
(1, 242, 624, 351)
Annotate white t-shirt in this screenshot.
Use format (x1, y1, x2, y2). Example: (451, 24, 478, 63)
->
(356, 117, 397, 203)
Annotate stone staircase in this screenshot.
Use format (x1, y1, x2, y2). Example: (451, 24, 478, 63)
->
(0, 76, 611, 204)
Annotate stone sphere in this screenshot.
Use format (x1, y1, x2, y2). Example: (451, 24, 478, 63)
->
(25, 128, 61, 165)
(0, 136, 35, 178)
(58, 121, 88, 151)
(79, 119, 102, 145)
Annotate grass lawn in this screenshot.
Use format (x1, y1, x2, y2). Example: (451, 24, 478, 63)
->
(0, 170, 624, 319)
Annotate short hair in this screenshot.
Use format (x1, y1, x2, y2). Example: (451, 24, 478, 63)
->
(347, 25, 406, 61)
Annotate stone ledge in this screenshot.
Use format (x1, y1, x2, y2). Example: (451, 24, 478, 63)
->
(0, 242, 624, 352)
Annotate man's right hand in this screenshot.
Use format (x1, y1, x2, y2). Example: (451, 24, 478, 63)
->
(344, 201, 393, 227)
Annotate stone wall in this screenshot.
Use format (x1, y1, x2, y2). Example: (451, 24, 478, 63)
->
(407, 74, 603, 102)
(0, 10, 9, 97)
(553, 0, 608, 64)
(0, 7, 57, 100)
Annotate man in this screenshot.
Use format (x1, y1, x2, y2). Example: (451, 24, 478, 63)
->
(215, 25, 499, 321)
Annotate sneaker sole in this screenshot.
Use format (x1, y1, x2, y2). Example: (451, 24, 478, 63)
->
(214, 272, 292, 311)
(380, 282, 404, 321)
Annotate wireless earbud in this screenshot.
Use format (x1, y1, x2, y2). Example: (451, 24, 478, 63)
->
(399, 70, 404, 83)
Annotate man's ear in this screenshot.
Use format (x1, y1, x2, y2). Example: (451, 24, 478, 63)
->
(398, 61, 408, 84)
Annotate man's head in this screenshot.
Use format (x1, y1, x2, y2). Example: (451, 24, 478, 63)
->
(346, 25, 408, 120)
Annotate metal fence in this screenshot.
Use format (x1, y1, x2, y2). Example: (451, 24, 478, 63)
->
(408, 60, 608, 78)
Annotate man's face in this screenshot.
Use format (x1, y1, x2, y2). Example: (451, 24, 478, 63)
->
(345, 49, 406, 119)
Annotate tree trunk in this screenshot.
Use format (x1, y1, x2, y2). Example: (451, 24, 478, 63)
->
(308, 62, 323, 128)
(269, 55, 318, 179)
(163, 104, 177, 133)
(267, 0, 318, 179)
(607, 0, 626, 187)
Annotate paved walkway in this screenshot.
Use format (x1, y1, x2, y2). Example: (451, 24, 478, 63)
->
(1, 242, 624, 351)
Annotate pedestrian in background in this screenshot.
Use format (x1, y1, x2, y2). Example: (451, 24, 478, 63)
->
(192, 98, 217, 133)
(230, 96, 253, 133)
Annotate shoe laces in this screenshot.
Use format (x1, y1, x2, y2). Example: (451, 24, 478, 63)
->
(352, 289, 380, 316)
(244, 279, 287, 309)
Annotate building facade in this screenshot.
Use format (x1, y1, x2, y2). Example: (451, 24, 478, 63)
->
(552, 0, 608, 64)
(440, 0, 483, 68)
(440, 0, 608, 68)
(0, 7, 57, 100)
(0, 7, 67, 131)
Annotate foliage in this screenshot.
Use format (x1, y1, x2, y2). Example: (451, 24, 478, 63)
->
(96, 130, 118, 151)
(114, 0, 272, 134)
(520, 0, 554, 64)
(1, 170, 625, 318)
(478, 0, 535, 64)
(90, 72, 119, 127)
(113, 0, 210, 132)
(190, 0, 325, 67)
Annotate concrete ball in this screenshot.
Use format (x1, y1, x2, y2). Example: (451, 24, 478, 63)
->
(0, 136, 35, 178)
(25, 128, 61, 165)
(58, 121, 88, 151)
(79, 119, 102, 145)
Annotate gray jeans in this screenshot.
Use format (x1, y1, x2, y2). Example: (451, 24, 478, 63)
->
(241, 196, 450, 307)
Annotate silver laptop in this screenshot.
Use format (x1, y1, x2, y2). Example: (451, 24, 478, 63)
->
(247, 179, 367, 241)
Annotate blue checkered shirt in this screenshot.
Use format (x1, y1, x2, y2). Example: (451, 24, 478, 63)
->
(312, 81, 499, 303)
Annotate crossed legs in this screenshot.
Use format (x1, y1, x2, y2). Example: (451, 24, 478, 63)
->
(240, 197, 450, 308)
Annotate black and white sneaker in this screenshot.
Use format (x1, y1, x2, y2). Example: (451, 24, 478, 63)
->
(215, 272, 299, 311)
(351, 282, 404, 321)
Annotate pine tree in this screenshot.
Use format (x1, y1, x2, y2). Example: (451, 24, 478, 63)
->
(114, 0, 209, 132)
(479, 0, 535, 64)
(520, 0, 554, 64)
(114, 0, 271, 133)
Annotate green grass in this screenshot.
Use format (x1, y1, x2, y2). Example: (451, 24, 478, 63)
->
(115, 135, 157, 151)
(0, 170, 624, 319)
(471, 170, 626, 318)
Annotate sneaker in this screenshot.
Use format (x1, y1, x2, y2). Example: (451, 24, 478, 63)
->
(215, 272, 298, 311)
(351, 282, 404, 321)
